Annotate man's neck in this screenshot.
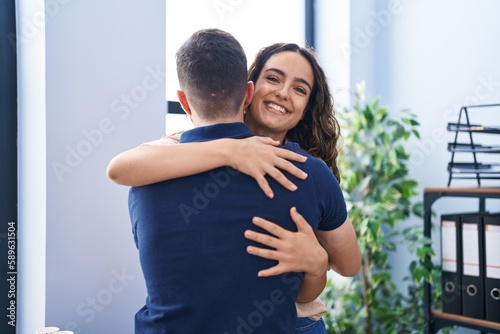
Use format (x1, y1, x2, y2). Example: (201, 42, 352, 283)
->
(192, 115, 244, 128)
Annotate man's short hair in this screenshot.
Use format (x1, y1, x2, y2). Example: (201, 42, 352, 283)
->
(176, 28, 248, 120)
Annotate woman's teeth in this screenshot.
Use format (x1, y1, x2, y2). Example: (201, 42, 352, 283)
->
(267, 103, 286, 113)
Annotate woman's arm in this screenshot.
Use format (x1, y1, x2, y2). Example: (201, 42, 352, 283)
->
(244, 207, 328, 303)
(297, 270, 327, 304)
(315, 217, 361, 277)
(106, 136, 308, 198)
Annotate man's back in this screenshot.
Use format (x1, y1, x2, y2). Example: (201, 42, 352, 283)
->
(128, 123, 346, 333)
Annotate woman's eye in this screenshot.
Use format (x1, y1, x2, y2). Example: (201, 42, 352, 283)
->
(295, 87, 307, 94)
(267, 76, 279, 83)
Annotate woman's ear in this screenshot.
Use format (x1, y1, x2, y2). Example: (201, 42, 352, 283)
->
(177, 90, 192, 117)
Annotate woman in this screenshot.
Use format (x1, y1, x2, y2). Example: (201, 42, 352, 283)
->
(107, 43, 360, 333)
(245, 43, 341, 182)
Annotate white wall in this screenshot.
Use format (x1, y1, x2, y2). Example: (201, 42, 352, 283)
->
(349, 1, 500, 332)
(350, 0, 500, 190)
(19, 0, 165, 333)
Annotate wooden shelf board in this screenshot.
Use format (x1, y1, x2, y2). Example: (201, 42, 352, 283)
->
(432, 310, 500, 330)
(424, 187, 500, 194)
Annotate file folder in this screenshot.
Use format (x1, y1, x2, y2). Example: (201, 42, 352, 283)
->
(461, 213, 485, 319)
(440, 213, 462, 315)
(484, 214, 500, 323)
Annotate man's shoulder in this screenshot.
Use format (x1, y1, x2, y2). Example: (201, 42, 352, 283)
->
(281, 142, 309, 156)
(281, 142, 329, 170)
(281, 142, 338, 190)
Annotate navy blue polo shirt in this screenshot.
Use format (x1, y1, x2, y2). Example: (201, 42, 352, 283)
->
(129, 122, 347, 333)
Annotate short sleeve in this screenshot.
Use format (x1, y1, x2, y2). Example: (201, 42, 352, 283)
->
(306, 157, 348, 231)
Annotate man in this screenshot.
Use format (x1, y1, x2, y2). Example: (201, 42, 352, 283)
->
(128, 28, 357, 333)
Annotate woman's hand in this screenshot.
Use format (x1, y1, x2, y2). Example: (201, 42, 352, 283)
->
(244, 207, 328, 277)
(244, 207, 328, 303)
(227, 136, 308, 198)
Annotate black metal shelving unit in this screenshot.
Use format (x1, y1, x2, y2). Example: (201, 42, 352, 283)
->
(423, 187, 500, 334)
(447, 104, 500, 186)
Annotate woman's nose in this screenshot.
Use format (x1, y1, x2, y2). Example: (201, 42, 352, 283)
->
(275, 86, 289, 100)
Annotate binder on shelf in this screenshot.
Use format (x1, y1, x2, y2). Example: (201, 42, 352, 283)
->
(461, 213, 485, 319)
(484, 214, 500, 323)
(440, 213, 462, 315)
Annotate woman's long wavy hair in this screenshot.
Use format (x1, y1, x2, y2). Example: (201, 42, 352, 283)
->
(247, 43, 342, 182)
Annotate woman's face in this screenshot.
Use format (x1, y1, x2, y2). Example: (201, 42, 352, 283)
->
(245, 51, 314, 142)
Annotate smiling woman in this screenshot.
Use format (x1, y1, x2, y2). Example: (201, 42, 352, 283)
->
(246, 42, 342, 182)
(244, 51, 314, 142)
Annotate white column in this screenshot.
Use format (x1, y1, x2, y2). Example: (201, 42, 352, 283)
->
(17, 0, 47, 332)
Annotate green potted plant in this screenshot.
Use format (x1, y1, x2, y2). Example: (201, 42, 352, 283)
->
(321, 82, 441, 333)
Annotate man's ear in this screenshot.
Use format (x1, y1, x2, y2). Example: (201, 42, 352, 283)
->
(177, 90, 192, 117)
(243, 81, 254, 109)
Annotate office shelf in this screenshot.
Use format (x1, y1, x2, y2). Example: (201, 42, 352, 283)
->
(423, 187, 500, 334)
(447, 104, 500, 186)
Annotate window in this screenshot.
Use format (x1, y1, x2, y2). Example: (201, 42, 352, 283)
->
(165, 0, 306, 133)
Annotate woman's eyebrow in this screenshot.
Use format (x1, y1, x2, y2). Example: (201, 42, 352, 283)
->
(264, 68, 313, 91)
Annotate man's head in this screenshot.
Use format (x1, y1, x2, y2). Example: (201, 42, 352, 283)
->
(176, 28, 252, 124)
